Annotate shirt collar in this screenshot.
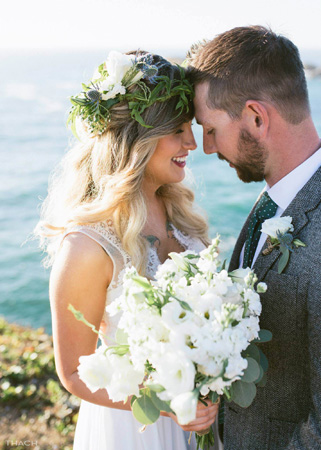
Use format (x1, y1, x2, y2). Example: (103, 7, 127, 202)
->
(266, 147, 321, 212)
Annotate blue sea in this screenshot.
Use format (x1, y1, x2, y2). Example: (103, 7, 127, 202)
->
(0, 49, 320, 333)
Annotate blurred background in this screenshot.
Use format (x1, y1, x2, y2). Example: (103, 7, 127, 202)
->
(0, 0, 321, 333)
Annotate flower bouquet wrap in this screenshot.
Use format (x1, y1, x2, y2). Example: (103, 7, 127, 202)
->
(70, 237, 271, 449)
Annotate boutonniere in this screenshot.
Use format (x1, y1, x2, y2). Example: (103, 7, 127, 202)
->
(261, 216, 306, 274)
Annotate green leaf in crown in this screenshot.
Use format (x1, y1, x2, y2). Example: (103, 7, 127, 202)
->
(67, 50, 194, 137)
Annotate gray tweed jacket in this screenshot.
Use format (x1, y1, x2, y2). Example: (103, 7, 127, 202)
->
(224, 166, 321, 450)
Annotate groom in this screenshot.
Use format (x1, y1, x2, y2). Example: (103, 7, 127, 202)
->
(189, 26, 321, 449)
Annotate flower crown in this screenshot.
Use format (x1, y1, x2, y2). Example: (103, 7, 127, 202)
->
(67, 51, 194, 137)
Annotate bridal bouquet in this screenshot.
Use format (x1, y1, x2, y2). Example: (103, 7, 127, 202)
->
(70, 237, 271, 449)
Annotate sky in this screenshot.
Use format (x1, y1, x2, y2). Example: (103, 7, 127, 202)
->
(1, 0, 321, 59)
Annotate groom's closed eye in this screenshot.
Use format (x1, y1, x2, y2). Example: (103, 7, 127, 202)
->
(207, 129, 215, 135)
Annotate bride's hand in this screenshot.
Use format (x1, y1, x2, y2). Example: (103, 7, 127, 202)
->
(167, 398, 219, 432)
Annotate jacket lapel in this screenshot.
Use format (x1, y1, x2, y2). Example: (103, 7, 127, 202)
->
(253, 166, 321, 281)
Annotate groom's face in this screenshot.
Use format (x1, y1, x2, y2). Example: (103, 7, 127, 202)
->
(194, 82, 267, 183)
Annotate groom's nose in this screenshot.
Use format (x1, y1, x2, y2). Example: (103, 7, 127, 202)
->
(203, 132, 216, 155)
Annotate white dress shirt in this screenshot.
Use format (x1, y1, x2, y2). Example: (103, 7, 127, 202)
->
(239, 147, 321, 268)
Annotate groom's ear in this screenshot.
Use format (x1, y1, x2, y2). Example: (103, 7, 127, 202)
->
(241, 100, 269, 139)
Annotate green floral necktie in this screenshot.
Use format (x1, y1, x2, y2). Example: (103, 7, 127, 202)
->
(243, 192, 278, 268)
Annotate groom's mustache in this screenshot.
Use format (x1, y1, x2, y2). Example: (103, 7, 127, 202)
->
(217, 153, 230, 164)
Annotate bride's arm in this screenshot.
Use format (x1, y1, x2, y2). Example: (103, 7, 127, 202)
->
(50, 232, 131, 411)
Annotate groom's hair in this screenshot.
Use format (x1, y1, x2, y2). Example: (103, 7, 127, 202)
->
(189, 26, 310, 124)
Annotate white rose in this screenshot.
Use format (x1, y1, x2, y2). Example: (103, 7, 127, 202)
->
(170, 391, 198, 425)
(105, 51, 135, 84)
(261, 216, 294, 239)
(77, 347, 112, 393)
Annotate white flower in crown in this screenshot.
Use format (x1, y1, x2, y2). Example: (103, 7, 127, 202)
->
(101, 82, 126, 100)
(105, 51, 135, 84)
(261, 216, 294, 239)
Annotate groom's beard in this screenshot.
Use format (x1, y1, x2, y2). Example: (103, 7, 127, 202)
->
(218, 129, 267, 183)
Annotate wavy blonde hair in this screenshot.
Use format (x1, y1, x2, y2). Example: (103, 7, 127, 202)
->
(36, 52, 209, 273)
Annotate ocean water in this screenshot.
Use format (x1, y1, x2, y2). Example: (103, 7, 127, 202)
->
(0, 50, 320, 333)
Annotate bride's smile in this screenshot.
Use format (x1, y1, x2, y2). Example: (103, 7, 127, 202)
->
(144, 121, 197, 188)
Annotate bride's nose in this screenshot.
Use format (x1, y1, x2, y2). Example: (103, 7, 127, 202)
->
(183, 127, 197, 151)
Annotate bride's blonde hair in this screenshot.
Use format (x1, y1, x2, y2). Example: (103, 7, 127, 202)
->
(36, 52, 209, 273)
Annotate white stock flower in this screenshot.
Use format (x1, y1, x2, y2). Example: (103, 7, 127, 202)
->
(77, 347, 112, 393)
(170, 391, 198, 425)
(244, 289, 262, 316)
(197, 257, 218, 274)
(208, 377, 229, 395)
(237, 316, 260, 341)
(225, 355, 248, 379)
(261, 216, 294, 239)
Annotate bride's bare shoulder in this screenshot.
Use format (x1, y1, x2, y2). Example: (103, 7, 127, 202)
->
(51, 231, 113, 290)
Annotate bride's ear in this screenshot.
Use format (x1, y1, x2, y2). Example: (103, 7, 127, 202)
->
(241, 100, 269, 139)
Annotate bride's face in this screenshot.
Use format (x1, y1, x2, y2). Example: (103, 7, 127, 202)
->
(144, 121, 197, 188)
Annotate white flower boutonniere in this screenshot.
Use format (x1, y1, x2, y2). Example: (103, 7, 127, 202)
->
(261, 216, 306, 274)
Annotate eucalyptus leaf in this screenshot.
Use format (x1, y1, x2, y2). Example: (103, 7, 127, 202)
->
(252, 329, 273, 343)
(254, 364, 264, 384)
(150, 391, 173, 413)
(231, 381, 257, 408)
(131, 395, 137, 407)
(209, 391, 219, 404)
(132, 391, 160, 425)
(242, 343, 260, 363)
(257, 372, 267, 387)
(278, 248, 290, 274)
(258, 349, 269, 372)
(242, 358, 260, 383)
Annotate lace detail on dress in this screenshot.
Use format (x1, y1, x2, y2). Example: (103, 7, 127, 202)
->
(171, 224, 205, 254)
(145, 223, 205, 277)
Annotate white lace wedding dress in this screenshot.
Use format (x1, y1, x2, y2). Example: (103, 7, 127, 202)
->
(70, 220, 207, 450)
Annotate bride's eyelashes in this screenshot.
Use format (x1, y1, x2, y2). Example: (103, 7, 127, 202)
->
(175, 128, 184, 134)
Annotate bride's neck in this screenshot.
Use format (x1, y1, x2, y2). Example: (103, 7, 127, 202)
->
(142, 183, 167, 231)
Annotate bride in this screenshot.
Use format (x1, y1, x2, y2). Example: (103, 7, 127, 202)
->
(36, 50, 219, 449)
